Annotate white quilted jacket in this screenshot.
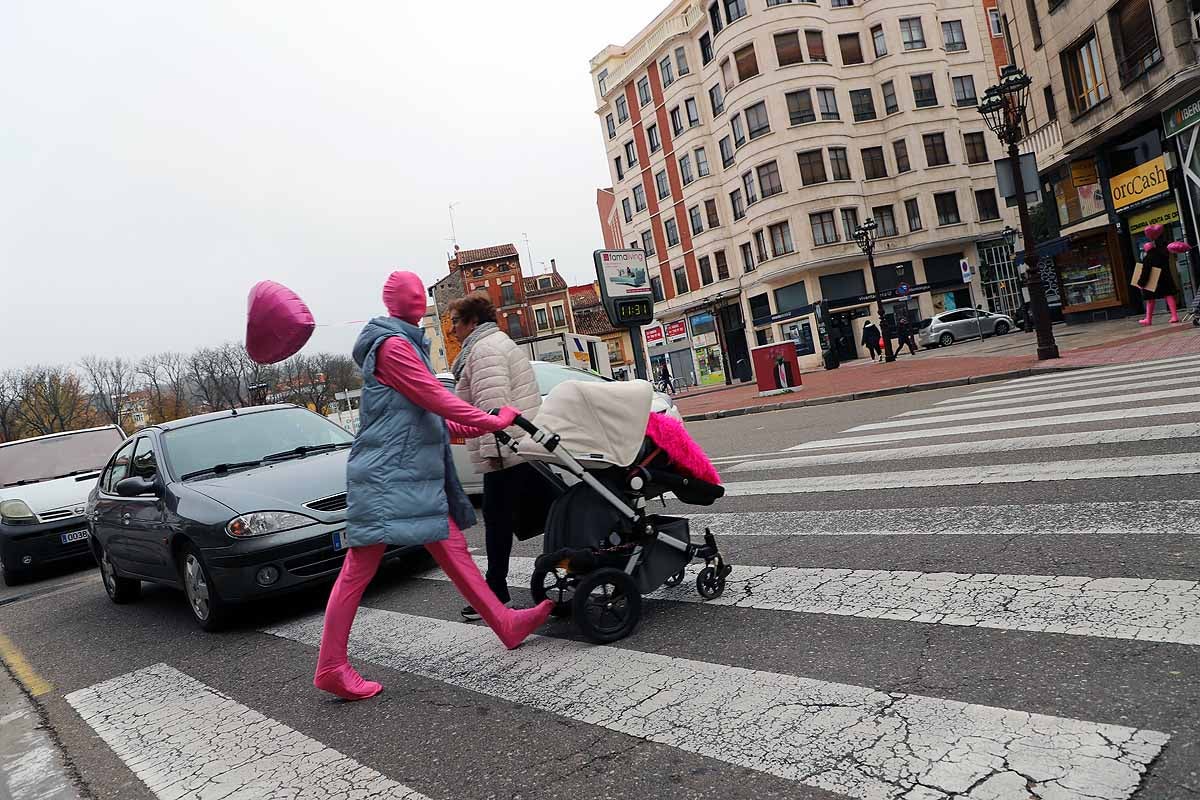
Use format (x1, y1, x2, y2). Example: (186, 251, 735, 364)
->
(455, 327, 542, 472)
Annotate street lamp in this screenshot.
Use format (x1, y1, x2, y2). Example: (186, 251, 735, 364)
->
(1001, 225, 1018, 250)
(978, 66, 1059, 360)
(852, 218, 896, 363)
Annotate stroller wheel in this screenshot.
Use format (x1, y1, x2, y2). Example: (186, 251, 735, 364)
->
(664, 568, 686, 588)
(531, 567, 575, 618)
(573, 568, 641, 644)
(696, 565, 726, 600)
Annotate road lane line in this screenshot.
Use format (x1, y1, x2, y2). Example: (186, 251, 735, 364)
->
(989, 354, 1200, 389)
(0, 633, 52, 697)
(911, 374, 1200, 415)
(65, 664, 432, 800)
(940, 370, 1200, 405)
(265, 609, 1169, 800)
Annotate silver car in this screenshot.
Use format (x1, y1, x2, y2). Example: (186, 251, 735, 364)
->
(917, 309, 1014, 348)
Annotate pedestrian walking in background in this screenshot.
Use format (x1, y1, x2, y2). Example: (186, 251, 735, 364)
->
(657, 361, 675, 394)
(448, 292, 543, 621)
(896, 315, 919, 356)
(861, 320, 882, 361)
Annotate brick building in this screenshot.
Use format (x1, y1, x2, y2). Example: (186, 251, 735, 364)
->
(448, 244, 530, 339)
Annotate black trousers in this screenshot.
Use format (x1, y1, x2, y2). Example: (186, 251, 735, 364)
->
(481, 462, 538, 603)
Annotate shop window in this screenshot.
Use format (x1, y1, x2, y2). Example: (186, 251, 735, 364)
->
(774, 280, 809, 312)
(1109, 0, 1161, 84)
(749, 293, 773, 323)
(819, 269, 867, 301)
(1058, 234, 1118, 310)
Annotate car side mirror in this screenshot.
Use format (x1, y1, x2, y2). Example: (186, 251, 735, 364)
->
(115, 476, 157, 497)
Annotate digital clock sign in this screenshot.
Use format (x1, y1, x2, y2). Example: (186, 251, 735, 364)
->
(594, 249, 655, 329)
(614, 297, 654, 325)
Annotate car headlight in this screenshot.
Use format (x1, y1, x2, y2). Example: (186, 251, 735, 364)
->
(226, 511, 317, 539)
(0, 499, 36, 525)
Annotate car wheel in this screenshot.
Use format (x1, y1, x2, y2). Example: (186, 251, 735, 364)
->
(0, 558, 29, 587)
(180, 545, 229, 631)
(938, 332, 955, 347)
(994, 321, 1010, 336)
(97, 541, 140, 603)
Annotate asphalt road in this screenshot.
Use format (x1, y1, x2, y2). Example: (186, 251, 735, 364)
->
(2, 356, 1199, 800)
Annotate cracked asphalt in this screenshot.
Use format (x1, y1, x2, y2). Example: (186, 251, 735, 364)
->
(1, 369, 1199, 799)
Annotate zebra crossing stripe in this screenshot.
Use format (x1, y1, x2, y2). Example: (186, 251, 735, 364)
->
(730, 423, 1200, 472)
(265, 609, 1169, 800)
(681, 501, 1200, 536)
(992, 353, 1200, 389)
(940, 370, 1200, 405)
(65, 664, 431, 800)
(909, 374, 1200, 416)
(850, 386, 1199, 431)
(785, 401, 1200, 451)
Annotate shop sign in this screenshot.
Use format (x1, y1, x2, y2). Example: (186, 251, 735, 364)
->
(1163, 91, 1200, 139)
(665, 320, 688, 341)
(644, 325, 664, 344)
(1126, 202, 1180, 234)
(1110, 156, 1170, 213)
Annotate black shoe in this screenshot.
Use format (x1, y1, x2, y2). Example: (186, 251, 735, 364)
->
(461, 601, 511, 621)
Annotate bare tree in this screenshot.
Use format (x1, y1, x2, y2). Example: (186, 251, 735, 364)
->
(138, 352, 193, 423)
(0, 370, 26, 442)
(79, 356, 139, 428)
(15, 366, 92, 435)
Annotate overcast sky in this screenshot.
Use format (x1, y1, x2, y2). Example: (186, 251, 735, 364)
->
(1, 1, 654, 369)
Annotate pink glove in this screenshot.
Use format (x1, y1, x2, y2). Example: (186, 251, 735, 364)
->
(486, 406, 521, 432)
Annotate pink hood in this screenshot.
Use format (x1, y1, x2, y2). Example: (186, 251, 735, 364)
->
(382, 271, 427, 324)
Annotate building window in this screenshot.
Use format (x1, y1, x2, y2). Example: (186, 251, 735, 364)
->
(810, 211, 839, 245)
(757, 161, 784, 197)
(676, 46, 691, 76)
(745, 101, 770, 139)
(839, 33, 864, 65)
(768, 0, 795, 5)
(1044, 86, 1057, 122)
(696, 147, 711, 176)
(661, 56, 675, 87)
(840, 208, 860, 240)
(615, 156, 624, 181)
(665, 217, 680, 247)
(725, 0, 748, 23)
(742, 170, 758, 204)
(964, 131, 988, 164)
(754, 229, 769, 261)
(905, 197, 923, 231)
(655, 169, 670, 199)
(862, 147, 888, 179)
(501, 283, 516, 305)
(817, 87, 839, 119)
(769, 221, 795, 256)
(872, 205, 898, 236)
(622, 198, 633, 223)
(699, 255, 714, 285)
(942, 20, 967, 52)
(731, 114, 746, 147)
(648, 123, 661, 153)
(1027, 0, 1043, 49)
(989, 7, 1003, 36)
(731, 188, 746, 220)
(806, 30, 828, 62)
(829, 146, 851, 180)
(734, 44, 759, 81)
(552, 305, 566, 327)
(680, 154, 694, 185)
(606, 114, 616, 139)
(709, 83, 725, 116)
(872, 25, 888, 57)
(850, 88, 876, 121)
(740, 241, 756, 271)
(720, 136, 736, 168)
(597, 69, 609, 95)
(1062, 30, 1108, 115)
(616, 95, 629, 123)
(715, 250, 730, 279)
(638, 76, 652, 107)
(686, 97, 701, 127)
(912, 74, 938, 107)
(673, 265, 690, 294)
(650, 276, 664, 302)
(953, 75, 977, 106)
(701, 32, 714, 64)
(900, 17, 926, 50)
(882, 80, 899, 114)
(832, 0, 853, 6)
(641, 229, 656, 255)
(506, 314, 524, 338)
(787, 89, 816, 124)
(690, 206, 705, 235)
(670, 107, 684, 136)
(776, 31, 804, 66)
(893, 139, 911, 173)
(923, 132, 950, 166)
(535, 308, 549, 330)
(975, 188, 1001, 221)
(634, 184, 647, 211)
(935, 191, 961, 225)
(1109, 0, 1161, 84)
(706, 199, 721, 227)
(625, 140, 638, 167)
(797, 150, 827, 185)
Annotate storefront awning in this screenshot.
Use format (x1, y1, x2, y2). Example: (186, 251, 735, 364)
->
(1058, 215, 1112, 239)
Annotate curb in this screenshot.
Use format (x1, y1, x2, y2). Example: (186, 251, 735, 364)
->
(681, 364, 1087, 422)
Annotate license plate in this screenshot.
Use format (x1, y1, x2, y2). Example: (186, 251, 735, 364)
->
(332, 530, 344, 551)
(60, 530, 90, 544)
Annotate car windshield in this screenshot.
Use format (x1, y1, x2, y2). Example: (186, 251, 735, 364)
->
(0, 427, 124, 488)
(164, 407, 353, 480)
(531, 362, 609, 395)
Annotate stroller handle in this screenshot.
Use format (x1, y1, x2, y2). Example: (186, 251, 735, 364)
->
(487, 408, 540, 436)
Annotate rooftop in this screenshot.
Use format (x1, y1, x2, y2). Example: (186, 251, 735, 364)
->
(452, 244, 519, 268)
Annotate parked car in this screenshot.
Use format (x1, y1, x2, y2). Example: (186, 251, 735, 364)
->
(0, 425, 126, 586)
(917, 309, 1014, 348)
(87, 405, 413, 630)
(440, 361, 683, 497)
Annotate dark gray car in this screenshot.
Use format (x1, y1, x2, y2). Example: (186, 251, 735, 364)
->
(87, 405, 411, 630)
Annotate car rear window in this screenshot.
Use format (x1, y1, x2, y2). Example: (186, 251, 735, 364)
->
(919, 319, 932, 329)
(0, 427, 124, 488)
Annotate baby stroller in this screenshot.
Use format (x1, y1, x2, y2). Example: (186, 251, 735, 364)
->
(494, 380, 731, 643)
(1187, 294, 1200, 327)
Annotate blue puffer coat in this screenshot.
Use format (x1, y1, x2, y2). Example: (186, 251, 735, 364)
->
(344, 316, 476, 548)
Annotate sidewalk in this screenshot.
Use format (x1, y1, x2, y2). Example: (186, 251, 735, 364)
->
(677, 322, 1200, 421)
(0, 657, 79, 800)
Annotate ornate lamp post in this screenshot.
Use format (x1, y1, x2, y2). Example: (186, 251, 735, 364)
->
(853, 218, 895, 363)
(978, 66, 1059, 360)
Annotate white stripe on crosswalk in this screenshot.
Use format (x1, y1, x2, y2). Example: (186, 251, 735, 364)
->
(992, 353, 1200, 389)
(265, 609, 1168, 800)
(682, 501, 1200, 536)
(730, 423, 1200, 472)
(785, 401, 1200, 451)
(909, 374, 1200, 416)
(941, 369, 1200, 405)
(850, 386, 1198, 431)
(65, 664, 430, 800)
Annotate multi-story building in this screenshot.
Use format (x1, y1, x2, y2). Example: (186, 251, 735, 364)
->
(420, 303, 451, 373)
(446, 244, 531, 340)
(597, 188, 626, 249)
(590, 0, 1014, 374)
(982, 0, 1012, 76)
(524, 260, 575, 336)
(999, 0, 1199, 320)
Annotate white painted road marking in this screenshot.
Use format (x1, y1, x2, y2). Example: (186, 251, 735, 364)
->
(65, 664, 431, 800)
(729, 423, 1200, 472)
(990, 353, 1200, 390)
(266, 609, 1169, 800)
(911, 374, 1200, 415)
(941, 369, 1200, 405)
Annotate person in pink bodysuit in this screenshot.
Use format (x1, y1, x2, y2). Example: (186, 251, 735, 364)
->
(313, 271, 554, 701)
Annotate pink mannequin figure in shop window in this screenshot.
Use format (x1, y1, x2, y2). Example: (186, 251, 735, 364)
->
(1136, 223, 1191, 325)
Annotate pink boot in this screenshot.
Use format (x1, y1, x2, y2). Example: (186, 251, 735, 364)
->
(426, 521, 553, 649)
(1167, 295, 1181, 323)
(313, 543, 387, 700)
(1139, 300, 1155, 326)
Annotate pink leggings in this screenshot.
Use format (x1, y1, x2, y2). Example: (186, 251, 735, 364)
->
(313, 519, 553, 700)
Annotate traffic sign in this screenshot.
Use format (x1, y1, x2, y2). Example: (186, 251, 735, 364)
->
(896, 282, 910, 296)
(960, 259, 973, 284)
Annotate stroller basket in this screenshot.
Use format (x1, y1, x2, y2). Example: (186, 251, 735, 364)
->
(636, 515, 690, 594)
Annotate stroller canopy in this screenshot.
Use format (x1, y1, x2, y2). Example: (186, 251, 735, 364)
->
(518, 379, 654, 468)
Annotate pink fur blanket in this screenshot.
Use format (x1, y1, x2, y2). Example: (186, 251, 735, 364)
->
(644, 413, 722, 485)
